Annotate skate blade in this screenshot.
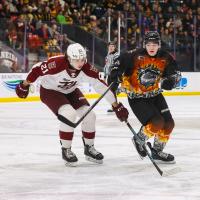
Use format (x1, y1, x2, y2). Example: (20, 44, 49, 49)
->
(64, 161, 78, 167)
(85, 156, 103, 164)
(154, 160, 176, 164)
(162, 167, 181, 177)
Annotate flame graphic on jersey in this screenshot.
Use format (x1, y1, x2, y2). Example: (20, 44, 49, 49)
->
(122, 56, 166, 94)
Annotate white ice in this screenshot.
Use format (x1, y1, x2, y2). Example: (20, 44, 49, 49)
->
(0, 96, 200, 200)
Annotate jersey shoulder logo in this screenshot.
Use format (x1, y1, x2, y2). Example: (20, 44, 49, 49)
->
(48, 61, 56, 69)
(90, 66, 98, 73)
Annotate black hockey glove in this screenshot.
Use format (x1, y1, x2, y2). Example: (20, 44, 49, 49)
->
(161, 78, 175, 90)
(161, 72, 181, 90)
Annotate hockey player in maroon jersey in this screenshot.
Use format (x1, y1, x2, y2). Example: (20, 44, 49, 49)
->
(110, 31, 181, 164)
(15, 43, 129, 166)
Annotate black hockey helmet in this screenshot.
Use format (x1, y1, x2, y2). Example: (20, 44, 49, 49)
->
(143, 31, 161, 46)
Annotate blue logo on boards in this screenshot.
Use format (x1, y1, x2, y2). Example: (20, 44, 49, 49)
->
(176, 77, 187, 89)
(3, 80, 22, 91)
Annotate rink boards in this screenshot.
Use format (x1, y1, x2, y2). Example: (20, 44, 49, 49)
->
(0, 72, 199, 103)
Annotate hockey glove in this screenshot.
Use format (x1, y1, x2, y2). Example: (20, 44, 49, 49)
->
(113, 102, 129, 122)
(16, 81, 30, 98)
(161, 72, 181, 90)
(161, 78, 175, 90)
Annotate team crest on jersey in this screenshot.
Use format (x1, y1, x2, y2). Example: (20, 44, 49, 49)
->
(138, 64, 160, 88)
(58, 78, 77, 89)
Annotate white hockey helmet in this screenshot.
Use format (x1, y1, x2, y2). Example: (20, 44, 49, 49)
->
(67, 43, 87, 60)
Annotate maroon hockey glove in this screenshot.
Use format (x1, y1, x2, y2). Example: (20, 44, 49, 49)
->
(113, 102, 129, 122)
(15, 81, 30, 98)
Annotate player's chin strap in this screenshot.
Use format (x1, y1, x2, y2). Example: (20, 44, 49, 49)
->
(125, 120, 181, 177)
(57, 82, 115, 128)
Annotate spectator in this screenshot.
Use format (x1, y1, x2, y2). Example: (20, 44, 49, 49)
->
(0, 0, 199, 72)
(161, 28, 173, 50)
(60, 34, 70, 53)
(35, 23, 51, 41)
(56, 10, 67, 24)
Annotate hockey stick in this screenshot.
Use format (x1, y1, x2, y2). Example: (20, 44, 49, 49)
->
(57, 82, 115, 128)
(125, 120, 181, 176)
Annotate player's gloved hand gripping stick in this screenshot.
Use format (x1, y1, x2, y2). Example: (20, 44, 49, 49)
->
(16, 81, 30, 98)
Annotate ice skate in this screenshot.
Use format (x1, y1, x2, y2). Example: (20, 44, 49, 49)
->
(132, 136, 147, 158)
(147, 142, 175, 164)
(84, 144, 104, 164)
(62, 147, 78, 167)
(132, 127, 149, 158)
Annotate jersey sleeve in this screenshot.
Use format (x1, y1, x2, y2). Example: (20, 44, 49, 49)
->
(120, 51, 134, 76)
(26, 61, 48, 82)
(111, 51, 134, 80)
(161, 52, 182, 88)
(162, 53, 181, 78)
(26, 56, 65, 83)
(82, 63, 116, 104)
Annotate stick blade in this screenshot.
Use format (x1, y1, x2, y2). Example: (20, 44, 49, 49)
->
(162, 167, 181, 177)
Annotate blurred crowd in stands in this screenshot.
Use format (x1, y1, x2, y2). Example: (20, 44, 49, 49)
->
(0, 0, 199, 72)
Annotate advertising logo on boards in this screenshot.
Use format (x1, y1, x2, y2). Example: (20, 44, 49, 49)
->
(176, 77, 187, 89)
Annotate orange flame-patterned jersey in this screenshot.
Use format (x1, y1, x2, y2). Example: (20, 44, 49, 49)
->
(117, 48, 179, 98)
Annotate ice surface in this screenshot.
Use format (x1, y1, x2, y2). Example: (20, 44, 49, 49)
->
(0, 96, 200, 200)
